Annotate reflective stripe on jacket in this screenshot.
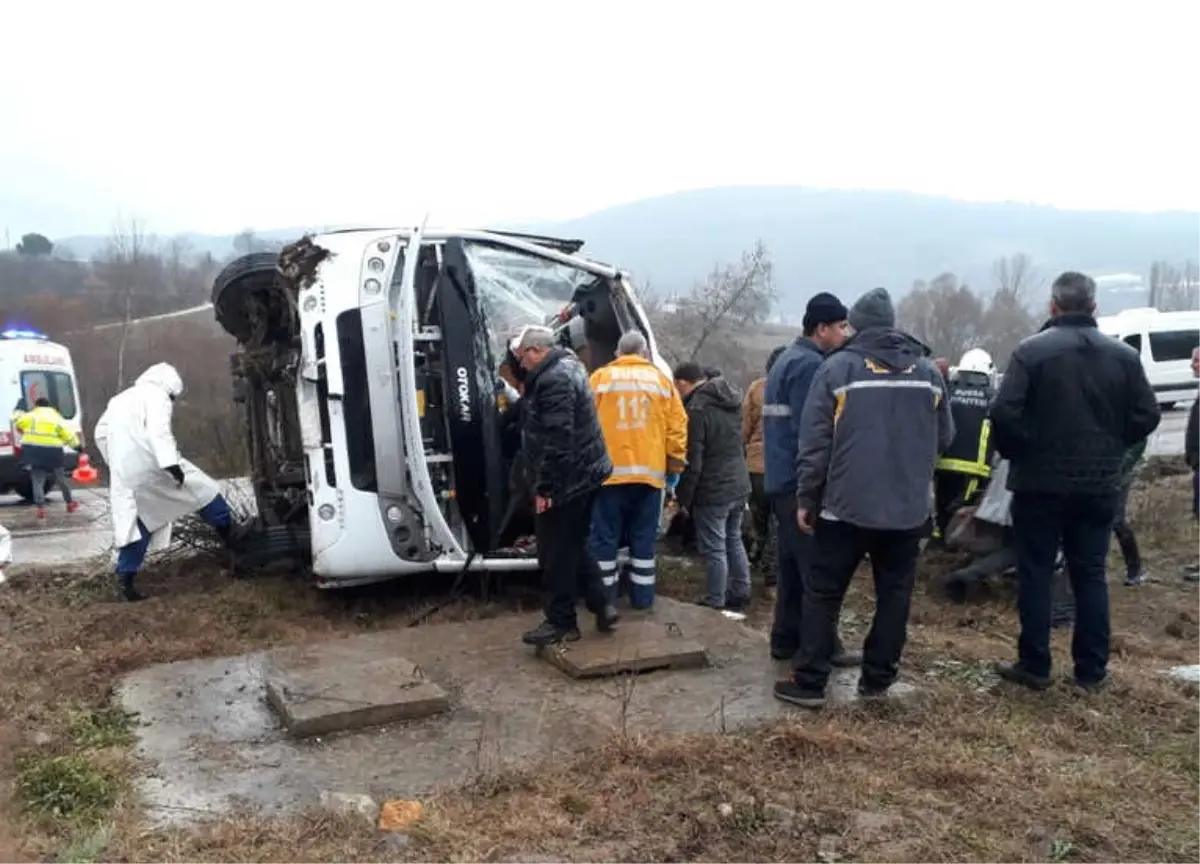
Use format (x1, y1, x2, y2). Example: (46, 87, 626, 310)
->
(936, 420, 992, 478)
(590, 354, 688, 489)
(14, 406, 78, 449)
(795, 328, 955, 531)
(762, 337, 825, 496)
(936, 378, 994, 480)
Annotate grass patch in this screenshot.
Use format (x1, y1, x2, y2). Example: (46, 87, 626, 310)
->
(57, 822, 113, 864)
(66, 705, 137, 750)
(16, 753, 121, 826)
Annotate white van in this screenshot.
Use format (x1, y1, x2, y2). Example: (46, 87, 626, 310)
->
(212, 228, 667, 588)
(0, 328, 85, 500)
(1097, 308, 1200, 408)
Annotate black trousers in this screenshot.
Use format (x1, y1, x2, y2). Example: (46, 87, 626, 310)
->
(770, 496, 844, 662)
(535, 489, 608, 630)
(748, 473, 776, 586)
(1111, 482, 1140, 575)
(1012, 491, 1116, 684)
(934, 472, 971, 537)
(794, 519, 920, 692)
(769, 495, 808, 656)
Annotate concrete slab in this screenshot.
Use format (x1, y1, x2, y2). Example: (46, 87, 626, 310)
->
(118, 597, 917, 826)
(265, 650, 449, 737)
(540, 611, 708, 678)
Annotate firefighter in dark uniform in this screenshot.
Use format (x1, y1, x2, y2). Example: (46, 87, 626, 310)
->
(933, 348, 997, 541)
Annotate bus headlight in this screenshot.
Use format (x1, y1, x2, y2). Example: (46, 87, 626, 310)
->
(317, 503, 336, 521)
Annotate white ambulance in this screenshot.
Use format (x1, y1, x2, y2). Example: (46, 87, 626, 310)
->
(0, 328, 85, 501)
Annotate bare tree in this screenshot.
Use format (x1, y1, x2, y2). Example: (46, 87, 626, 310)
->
(99, 217, 153, 389)
(1149, 259, 1200, 311)
(992, 252, 1041, 303)
(981, 254, 1040, 368)
(897, 272, 984, 362)
(644, 242, 776, 382)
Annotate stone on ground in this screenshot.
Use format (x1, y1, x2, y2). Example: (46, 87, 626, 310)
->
(540, 610, 708, 678)
(265, 649, 449, 738)
(319, 791, 379, 825)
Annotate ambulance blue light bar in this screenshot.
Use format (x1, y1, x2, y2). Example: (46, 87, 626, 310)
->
(0, 328, 48, 341)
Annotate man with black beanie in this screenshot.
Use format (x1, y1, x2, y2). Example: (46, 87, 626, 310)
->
(762, 291, 857, 667)
(777, 287, 954, 709)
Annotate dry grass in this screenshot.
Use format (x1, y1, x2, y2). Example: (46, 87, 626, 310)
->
(0, 469, 1196, 862)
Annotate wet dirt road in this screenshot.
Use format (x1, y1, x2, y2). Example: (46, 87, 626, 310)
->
(3, 477, 254, 568)
(3, 487, 111, 566)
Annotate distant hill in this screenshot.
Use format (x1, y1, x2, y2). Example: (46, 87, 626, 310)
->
(51, 186, 1199, 317)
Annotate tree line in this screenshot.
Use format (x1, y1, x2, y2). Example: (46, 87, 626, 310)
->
(1, 223, 1195, 476)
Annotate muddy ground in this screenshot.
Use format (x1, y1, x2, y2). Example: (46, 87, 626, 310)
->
(0, 466, 1196, 862)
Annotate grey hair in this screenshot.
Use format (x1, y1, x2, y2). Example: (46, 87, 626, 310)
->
(513, 325, 556, 352)
(616, 329, 649, 357)
(1051, 271, 1097, 314)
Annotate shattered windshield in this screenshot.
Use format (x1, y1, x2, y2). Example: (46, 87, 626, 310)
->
(462, 241, 601, 358)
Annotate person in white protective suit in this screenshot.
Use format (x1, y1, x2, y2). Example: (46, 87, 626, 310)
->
(93, 363, 238, 602)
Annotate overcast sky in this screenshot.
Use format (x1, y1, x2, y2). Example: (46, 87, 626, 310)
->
(2, 0, 1197, 240)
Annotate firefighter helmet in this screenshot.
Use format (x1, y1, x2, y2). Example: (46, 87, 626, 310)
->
(957, 348, 995, 376)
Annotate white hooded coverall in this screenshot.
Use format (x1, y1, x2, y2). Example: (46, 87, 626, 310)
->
(93, 363, 223, 551)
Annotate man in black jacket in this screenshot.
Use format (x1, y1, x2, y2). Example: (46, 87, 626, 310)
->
(988, 272, 1160, 691)
(512, 325, 620, 646)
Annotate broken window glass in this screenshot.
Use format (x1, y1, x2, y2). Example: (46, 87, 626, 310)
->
(461, 242, 601, 359)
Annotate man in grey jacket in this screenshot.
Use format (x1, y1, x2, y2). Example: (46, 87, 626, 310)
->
(774, 288, 955, 709)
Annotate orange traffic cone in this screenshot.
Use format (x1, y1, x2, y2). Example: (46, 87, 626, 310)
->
(72, 453, 99, 484)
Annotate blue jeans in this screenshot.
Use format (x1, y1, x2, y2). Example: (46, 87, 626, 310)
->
(116, 494, 232, 576)
(1012, 491, 1117, 684)
(590, 483, 661, 608)
(692, 498, 751, 607)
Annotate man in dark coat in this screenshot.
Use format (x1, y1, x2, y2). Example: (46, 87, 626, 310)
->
(776, 288, 954, 709)
(988, 272, 1160, 692)
(761, 292, 855, 665)
(511, 325, 620, 646)
(674, 362, 753, 610)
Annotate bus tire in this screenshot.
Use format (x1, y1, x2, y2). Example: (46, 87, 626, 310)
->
(212, 252, 281, 346)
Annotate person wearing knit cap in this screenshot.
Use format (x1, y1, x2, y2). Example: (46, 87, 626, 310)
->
(761, 291, 856, 667)
(847, 286, 896, 332)
(775, 286, 955, 710)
